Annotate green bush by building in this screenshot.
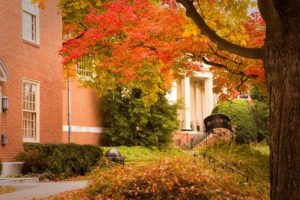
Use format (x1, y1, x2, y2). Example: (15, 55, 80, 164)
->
(17, 143, 103, 179)
(101, 88, 179, 148)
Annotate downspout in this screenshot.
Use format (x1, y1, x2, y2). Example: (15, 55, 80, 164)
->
(67, 77, 72, 144)
(0, 89, 2, 142)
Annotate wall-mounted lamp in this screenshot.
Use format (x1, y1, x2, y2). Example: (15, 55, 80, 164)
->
(1, 134, 8, 145)
(2, 96, 8, 112)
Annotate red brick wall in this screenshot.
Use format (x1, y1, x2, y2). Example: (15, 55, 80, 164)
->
(62, 131, 102, 145)
(62, 80, 103, 145)
(0, 0, 63, 161)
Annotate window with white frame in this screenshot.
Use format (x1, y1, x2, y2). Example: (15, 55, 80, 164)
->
(23, 80, 40, 142)
(76, 64, 93, 79)
(76, 57, 96, 81)
(22, 0, 39, 44)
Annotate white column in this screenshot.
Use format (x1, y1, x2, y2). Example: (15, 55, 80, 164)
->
(195, 84, 201, 132)
(181, 77, 191, 130)
(204, 77, 214, 118)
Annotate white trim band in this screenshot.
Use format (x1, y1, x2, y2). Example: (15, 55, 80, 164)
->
(63, 125, 103, 133)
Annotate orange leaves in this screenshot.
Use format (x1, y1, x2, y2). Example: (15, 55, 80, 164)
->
(245, 65, 265, 82)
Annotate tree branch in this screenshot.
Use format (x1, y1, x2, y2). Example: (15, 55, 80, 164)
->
(257, 0, 282, 34)
(236, 76, 250, 91)
(133, 42, 159, 53)
(207, 44, 244, 66)
(202, 57, 258, 79)
(176, 0, 264, 59)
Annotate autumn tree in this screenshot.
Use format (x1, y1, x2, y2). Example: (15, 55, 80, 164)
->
(57, 0, 208, 105)
(172, 0, 300, 199)
(34, 0, 266, 101)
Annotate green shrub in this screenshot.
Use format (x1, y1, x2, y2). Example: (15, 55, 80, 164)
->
(249, 86, 269, 142)
(0, 160, 2, 174)
(101, 88, 179, 148)
(17, 143, 103, 179)
(213, 99, 257, 144)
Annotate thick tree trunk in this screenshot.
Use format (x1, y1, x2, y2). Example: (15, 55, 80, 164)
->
(265, 28, 300, 199)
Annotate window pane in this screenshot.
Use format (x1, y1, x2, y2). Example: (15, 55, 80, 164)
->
(23, 0, 38, 14)
(23, 81, 38, 141)
(23, 11, 37, 42)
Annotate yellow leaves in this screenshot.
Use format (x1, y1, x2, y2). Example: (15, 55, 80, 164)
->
(227, 25, 250, 46)
(250, 1, 257, 8)
(72, 1, 87, 9)
(240, 40, 247, 46)
(31, 0, 46, 9)
(219, 27, 231, 36)
(58, 0, 103, 23)
(182, 23, 200, 38)
(96, 1, 102, 7)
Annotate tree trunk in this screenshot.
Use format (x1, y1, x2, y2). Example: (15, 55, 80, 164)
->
(265, 24, 300, 199)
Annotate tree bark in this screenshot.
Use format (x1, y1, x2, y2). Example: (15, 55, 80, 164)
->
(265, 34, 300, 200)
(265, 2, 300, 198)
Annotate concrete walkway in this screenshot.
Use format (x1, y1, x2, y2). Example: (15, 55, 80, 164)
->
(0, 180, 89, 200)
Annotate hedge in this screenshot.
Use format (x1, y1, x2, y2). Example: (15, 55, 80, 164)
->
(17, 143, 103, 179)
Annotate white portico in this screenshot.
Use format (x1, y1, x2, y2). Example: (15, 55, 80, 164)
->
(168, 65, 214, 135)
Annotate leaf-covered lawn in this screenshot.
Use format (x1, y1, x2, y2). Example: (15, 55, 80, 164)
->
(87, 156, 267, 200)
(0, 186, 15, 194)
(42, 144, 269, 200)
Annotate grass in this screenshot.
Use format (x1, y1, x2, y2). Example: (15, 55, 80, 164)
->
(254, 145, 270, 155)
(101, 146, 184, 163)
(252, 140, 270, 155)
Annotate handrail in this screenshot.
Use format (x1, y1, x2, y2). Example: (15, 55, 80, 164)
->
(197, 153, 250, 183)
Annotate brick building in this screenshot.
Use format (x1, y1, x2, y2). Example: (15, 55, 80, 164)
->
(0, 0, 63, 167)
(0, 0, 215, 176)
(62, 79, 103, 145)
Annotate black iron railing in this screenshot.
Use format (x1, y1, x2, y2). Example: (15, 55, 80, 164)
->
(194, 153, 250, 183)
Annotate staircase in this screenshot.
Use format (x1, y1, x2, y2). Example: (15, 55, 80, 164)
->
(174, 132, 209, 150)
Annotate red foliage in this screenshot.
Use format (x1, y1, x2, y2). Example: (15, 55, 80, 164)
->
(61, 0, 202, 89)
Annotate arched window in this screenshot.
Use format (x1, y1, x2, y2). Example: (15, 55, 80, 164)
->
(0, 59, 8, 82)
